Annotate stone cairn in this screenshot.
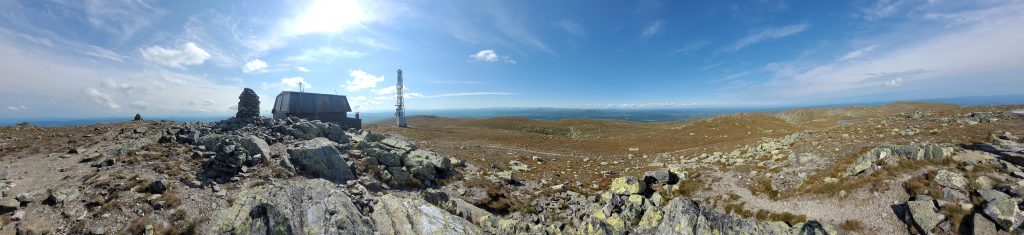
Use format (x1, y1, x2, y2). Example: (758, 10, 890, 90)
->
(133, 113, 143, 121)
(236, 88, 260, 120)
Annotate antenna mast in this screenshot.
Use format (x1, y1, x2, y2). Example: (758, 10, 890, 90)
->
(395, 69, 407, 127)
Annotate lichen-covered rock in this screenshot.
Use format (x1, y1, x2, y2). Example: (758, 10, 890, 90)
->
(286, 138, 355, 184)
(846, 154, 874, 176)
(983, 197, 1022, 230)
(371, 194, 482, 235)
(509, 160, 531, 172)
(907, 199, 945, 233)
(933, 170, 969, 192)
(203, 179, 374, 234)
(610, 176, 646, 195)
(653, 198, 794, 234)
(405, 149, 451, 171)
(381, 137, 416, 150)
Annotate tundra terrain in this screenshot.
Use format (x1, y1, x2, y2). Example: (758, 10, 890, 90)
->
(0, 102, 1021, 234)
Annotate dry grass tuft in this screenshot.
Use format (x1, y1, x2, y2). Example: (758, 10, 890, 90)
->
(840, 220, 865, 232)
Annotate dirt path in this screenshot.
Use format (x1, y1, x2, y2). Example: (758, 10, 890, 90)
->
(707, 167, 936, 234)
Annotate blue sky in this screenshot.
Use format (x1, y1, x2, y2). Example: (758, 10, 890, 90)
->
(1, 0, 1022, 118)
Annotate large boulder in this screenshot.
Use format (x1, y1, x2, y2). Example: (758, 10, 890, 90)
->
(371, 195, 482, 235)
(974, 213, 999, 235)
(203, 179, 373, 234)
(650, 198, 793, 234)
(287, 138, 355, 184)
(236, 136, 271, 158)
(932, 170, 969, 192)
(982, 197, 1023, 230)
(0, 198, 17, 213)
(906, 199, 945, 233)
(405, 149, 451, 171)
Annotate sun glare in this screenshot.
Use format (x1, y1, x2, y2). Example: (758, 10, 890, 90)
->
(290, 0, 367, 35)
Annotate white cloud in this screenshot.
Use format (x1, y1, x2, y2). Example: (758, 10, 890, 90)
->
(284, 47, 365, 62)
(141, 42, 211, 68)
(345, 70, 384, 91)
(280, 77, 310, 89)
(838, 45, 878, 61)
(885, 78, 904, 88)
(744, 4, 1024, 101)
(242, 59, 268, 73)
(862, 0, 905, 20)
(6, 105, 27, 111)
(296, 67, 310, 73)
(54, 0, 169, 40)
(469, 50, 516, 64)
(641, 20, 664, 39)
(85, 88, 120, 110)
(556, 20, 585, 37)
(727, 24, 809, 52)
(373, 85, 397, 95)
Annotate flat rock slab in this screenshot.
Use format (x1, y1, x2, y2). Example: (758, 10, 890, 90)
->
(371, 194, 482, 235)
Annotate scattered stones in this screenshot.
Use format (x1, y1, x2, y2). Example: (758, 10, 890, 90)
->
(847, 143, 956, 176)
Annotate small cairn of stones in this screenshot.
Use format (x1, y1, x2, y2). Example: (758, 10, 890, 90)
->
(236, 88, 260, 120)
(133, 113, 143, 121)
(205, 138, 262, 177)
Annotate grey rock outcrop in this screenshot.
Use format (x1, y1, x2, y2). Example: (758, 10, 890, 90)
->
(203, 179, 374, 234)
(286, 138, 355, 184)
(236, 88, 260, 119)
(906, 199, 945, 233)
(650, 198, 797, 234)
(371, 194, 482, 235)
(846, 143, 956, 176)
(982, 197, 1022, 230)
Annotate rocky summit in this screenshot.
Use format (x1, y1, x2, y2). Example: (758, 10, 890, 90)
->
(0, 102, 1022, 234)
